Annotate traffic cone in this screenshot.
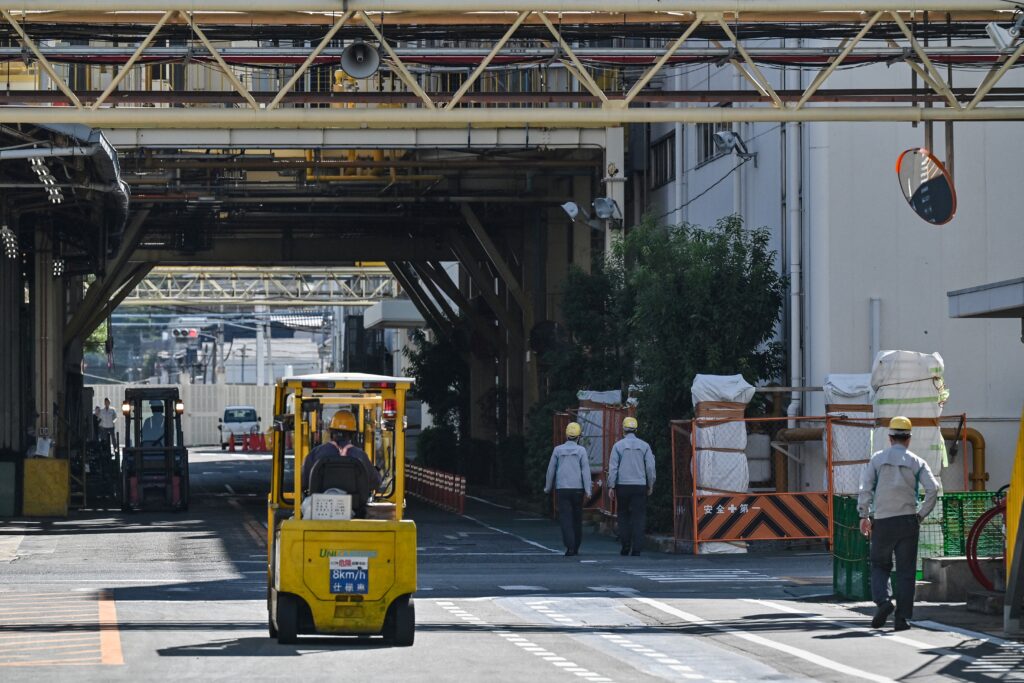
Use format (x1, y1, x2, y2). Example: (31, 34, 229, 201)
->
(228, 433, 235, 453)
(242, 434, 250, 452)
(257, 433, 266, 452)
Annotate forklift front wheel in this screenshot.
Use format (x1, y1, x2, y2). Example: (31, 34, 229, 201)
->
(276, 594, 299, 645)
(383, 595, 415, 647)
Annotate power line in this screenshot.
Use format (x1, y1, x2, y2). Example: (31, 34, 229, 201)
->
(653, 156, 753, 222)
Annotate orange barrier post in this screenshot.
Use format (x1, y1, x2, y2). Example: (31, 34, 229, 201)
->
(228, 433, 235, 453)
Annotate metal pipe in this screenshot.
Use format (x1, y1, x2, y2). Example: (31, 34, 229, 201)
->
(1, 2, 1010, 13)
(940, 426, 989, 491)
(3, 107, 1024, 127)
(0, 146, 97, 160)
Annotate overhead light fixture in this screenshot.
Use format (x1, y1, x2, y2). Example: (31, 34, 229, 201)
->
(986, 13, 1024, 51)
(1, 225, 17, 259)
(28, 157, 64, 204)
(592, 197, 621, 220)
(52, 258, 65, 278)
(713, 130, 757, 162)
(560, 200, 611, 232)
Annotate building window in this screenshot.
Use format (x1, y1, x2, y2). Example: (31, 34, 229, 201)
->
(697, 117, 733, 166)
(649, 132, 676, 189)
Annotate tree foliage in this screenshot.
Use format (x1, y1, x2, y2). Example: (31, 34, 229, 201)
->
(621, 214, 786, 529)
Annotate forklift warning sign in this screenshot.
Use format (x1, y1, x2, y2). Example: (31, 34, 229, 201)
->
(329, 556, 369, 594)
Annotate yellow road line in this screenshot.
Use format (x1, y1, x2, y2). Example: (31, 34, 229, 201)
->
(228, 498, 268, 549)
(97, 590, 123, 665)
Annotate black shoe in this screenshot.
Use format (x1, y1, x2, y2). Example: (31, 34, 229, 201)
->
(620, 546, 631, 556)
(564, 549, 577, 557)
(630, 550, 642, 556)
(894, 618, 911, 632)
(871, 602, 894, 628)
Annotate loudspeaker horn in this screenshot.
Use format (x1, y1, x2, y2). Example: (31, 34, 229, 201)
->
(341, 40, 381, 79)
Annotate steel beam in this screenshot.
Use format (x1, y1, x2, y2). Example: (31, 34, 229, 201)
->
(386, 261, 452, 340)
(129, 236, 453, 265)
(0, 2, 1009, 13)
(446, 226, 520, 334)
(460, 203, 529, 318)
(4, 107, 1024, 129)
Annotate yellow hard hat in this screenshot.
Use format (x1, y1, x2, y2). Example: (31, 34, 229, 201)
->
(623, 416, 638, 431)
(565, 422, 582, 439)
(329, 410, 358, 432)
(888, 416, 913, 433)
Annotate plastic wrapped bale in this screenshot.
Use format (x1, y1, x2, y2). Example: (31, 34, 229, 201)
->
(871, 350, 948, 572)
(822, 374, 875, 495)
(692, 375, 754, 554)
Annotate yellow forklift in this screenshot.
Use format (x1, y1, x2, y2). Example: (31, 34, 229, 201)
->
(267, 373, 416, 645)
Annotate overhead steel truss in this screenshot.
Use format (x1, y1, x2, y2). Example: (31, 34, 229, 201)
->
(118, 266, 401, 307)
(1, 4, 1023, 125)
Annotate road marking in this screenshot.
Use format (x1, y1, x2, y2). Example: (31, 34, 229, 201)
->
(227, 498, 268, 549)
(619, 568, 783, 584)
(460, 513, 560, 554)
(749, 599, 1024, 677)
(636, 597, 898, 683)
(437, 600, 614, 682)
(97, 590, 123, 665)
(224, 484, 235, 494)
(465, 494, 513, 510)
(0, 535, 25, 563)
(500, 585, 548, 591)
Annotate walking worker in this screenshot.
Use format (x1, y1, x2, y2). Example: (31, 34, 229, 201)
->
(544, 422, 592, 557)
(857, 415, 939, 631)
(608, 416, 656, 556)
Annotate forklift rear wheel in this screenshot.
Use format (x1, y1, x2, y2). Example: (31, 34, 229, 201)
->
(276, 594, 299, 645)
(383, 595, 415, 647)
(221, 443, 227, 451)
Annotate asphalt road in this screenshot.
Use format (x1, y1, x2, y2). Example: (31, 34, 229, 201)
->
(1, 449, 1022, 681)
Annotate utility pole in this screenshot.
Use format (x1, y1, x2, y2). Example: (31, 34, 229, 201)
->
(240, 344, 248, 384)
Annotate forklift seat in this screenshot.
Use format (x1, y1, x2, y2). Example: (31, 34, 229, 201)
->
(308, 456, 370, 518)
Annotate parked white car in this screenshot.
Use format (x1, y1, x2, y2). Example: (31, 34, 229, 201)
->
(218, 405, 260, 450)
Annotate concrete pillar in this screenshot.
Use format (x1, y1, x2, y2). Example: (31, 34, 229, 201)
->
(0, 216, 24, 456)
(33, 227, 64, 451)
(604, 126, 626, 255)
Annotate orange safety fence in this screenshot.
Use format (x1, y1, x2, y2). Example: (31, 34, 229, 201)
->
(406, 463, 466, 514)
(672, 410, 975, 554)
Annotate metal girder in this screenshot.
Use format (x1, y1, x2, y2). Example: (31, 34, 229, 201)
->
(2, 107, 1014, 127)
(3, 8, 1024, 125)
(460, 203, 530, 320)
(65, 207, 150, 343)
(446, 226, 520, 334)
(118, 266, 400, 307)
(386, 261, 452, 340)
(0, 2, 1009, 12)
(129, 236, 454, 265)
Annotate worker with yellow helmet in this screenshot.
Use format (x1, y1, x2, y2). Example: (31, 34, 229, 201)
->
(608, 416, 656, 556)
(300, 409, 381, 500)
(857, 416, 939, 632)
(544, 421, 593, 556)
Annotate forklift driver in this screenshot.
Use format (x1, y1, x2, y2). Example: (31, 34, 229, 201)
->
(301, 410, 381, 497)
(142, 401, 166, 446)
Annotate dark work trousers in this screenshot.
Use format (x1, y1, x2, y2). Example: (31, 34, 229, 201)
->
(555, 489, 585, 553)
(870, 514, 921, 620)
(615, 485, 648, 552)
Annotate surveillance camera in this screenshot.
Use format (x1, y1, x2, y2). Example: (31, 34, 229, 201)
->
(986, 22, 1018, 51)
(713, 130, 739, 153)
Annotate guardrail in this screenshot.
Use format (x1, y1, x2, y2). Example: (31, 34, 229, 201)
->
(406, 463, 465, 514)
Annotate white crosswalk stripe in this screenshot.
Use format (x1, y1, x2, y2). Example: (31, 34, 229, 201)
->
(617, 568, 783, 584)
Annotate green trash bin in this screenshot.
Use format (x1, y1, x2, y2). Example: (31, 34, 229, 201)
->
(833, 495, 871, 600)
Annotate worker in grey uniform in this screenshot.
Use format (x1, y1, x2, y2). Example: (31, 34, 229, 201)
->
(858, 416, 939, 631)
(544, 421, 592, 556)
(608, 416, 656, 556)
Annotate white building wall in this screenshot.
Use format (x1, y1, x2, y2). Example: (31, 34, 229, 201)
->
(638, 42, 1024, 490)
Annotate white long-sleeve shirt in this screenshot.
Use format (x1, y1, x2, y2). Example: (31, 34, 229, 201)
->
(857, 444, 939, 520)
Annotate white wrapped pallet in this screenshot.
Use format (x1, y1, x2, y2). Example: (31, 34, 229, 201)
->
(822, 374, 875, 495)
(870, 350, 949, 567)
(692, 375, 754, 554)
